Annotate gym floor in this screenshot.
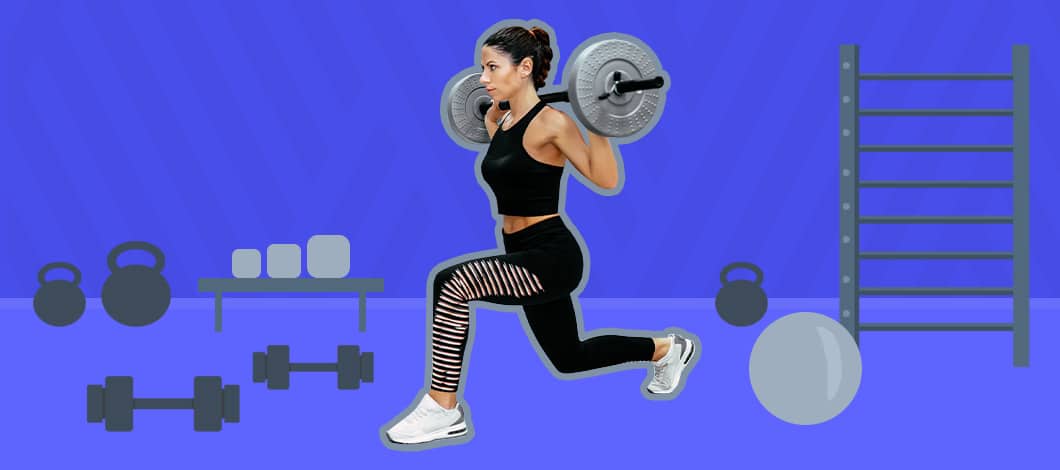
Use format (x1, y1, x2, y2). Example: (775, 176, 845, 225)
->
(2, 297, 1053, 467)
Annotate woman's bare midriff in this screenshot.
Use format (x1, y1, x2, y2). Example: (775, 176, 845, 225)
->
(502, 213, 560, 235)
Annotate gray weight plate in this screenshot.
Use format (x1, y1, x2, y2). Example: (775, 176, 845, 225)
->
(194, 376, 223, 432)
(87, 385, 104, 423)
(445, 72, 491, 145)
(337, 345, 359, 390)
(223, 385, 240, 423)
(567, 37, 663, 138)
(267, 345, 290, 390)
(361, 351, 374, 383)
(104, 376, 134, 432)
(252, 352, 266, 383)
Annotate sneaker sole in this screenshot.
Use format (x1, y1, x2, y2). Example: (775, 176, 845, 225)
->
(387, 422, 468, 445)
(647, 337, 696, 395)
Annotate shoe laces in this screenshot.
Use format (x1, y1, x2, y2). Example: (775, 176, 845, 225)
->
(652, 361, 670, 385)
(405, 403, 436, 424)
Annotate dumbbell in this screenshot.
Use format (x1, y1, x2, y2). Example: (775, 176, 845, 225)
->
(87, 376, 240, 432)
(253, 345, 374, 390)
(444, 32, 670, 147)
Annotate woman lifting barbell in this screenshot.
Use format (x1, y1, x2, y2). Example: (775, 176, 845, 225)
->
(383, 25, 698, 447)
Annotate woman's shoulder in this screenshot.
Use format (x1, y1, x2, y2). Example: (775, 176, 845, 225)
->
(537, 105, 576, 135)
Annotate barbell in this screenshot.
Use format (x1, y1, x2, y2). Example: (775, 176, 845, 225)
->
(443, 33, 670, 148)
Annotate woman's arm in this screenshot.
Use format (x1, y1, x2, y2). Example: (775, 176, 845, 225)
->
(546, 110, 619, 190)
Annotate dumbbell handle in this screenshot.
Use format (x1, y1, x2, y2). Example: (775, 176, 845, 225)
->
(478, 76, 665, 115)
(290, 362, 338, 372)
(135, 398, 194, 409)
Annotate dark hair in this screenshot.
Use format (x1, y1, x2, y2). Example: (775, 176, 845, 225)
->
(483, 26, 553, 90)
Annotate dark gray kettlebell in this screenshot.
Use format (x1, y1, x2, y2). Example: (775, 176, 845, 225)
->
(33, 262, 87, 327)
(714, 262, 768, 327)
(101, 241, 171, 327)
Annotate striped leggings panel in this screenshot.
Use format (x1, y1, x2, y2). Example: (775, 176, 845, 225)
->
(430, 257, 549, 392)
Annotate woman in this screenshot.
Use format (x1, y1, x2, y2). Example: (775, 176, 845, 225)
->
(384, 25, 698, 446)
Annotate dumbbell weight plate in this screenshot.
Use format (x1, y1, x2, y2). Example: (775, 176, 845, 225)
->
(337, 345, 360, 390)
(266, 345, 291, 390)
(193, 377, 224, 432)
(566, 35, 666, 139)
(87, 385, 104, 423)
(252, 352, 267, 383)
(104, 377, 135, 432)
(361, 352, 374, 383)
(445, 72, 492, 146)
(223, 385, 240, 423)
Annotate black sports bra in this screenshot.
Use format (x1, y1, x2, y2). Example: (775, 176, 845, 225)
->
(480, 100, 564, 216)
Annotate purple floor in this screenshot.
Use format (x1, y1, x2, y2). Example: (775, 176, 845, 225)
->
(2, 297, 1054, 468)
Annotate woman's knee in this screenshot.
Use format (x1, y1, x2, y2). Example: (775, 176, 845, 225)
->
(540, 343, 584, 374)
(432, 264, 463, 298)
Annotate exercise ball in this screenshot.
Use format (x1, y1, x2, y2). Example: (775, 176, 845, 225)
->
(749, 312, 862, 425)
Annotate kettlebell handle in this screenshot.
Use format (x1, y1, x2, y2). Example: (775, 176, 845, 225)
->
(38, 262, 82, 287)
(108, 241, 166, 273)
(720, 262, 763, 286)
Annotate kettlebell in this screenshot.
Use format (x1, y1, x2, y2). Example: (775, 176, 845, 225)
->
(33, 262, 87, 327)
(101, 241, 171, 327)
(714, 262, 768, 327)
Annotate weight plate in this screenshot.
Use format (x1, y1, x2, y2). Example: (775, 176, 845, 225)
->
(87, 385, 104, 423)
(266, 345, 290, 390)
(194, 376, 223, 432)
(567, 36, 663, 138)
(104, 377, 134, 432)
(252, 352, 267, 383)
(361, 351, 374, 383)
(223, 385, 240, 423)
(337, 345, 359, 390)
(445, 72, 491, 145)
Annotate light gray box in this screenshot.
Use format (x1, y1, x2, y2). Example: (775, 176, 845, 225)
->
(267, 244, 302, 278)
(231, 248, 262, 278)
(307, 234, 351, 278)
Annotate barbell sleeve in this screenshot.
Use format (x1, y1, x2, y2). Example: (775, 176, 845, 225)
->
(611, 76, 665, 96)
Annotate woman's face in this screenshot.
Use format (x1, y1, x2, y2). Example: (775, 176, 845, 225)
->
(480, 46, 530, 101)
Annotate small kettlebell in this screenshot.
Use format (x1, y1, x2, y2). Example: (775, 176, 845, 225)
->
(33, 262, 87, 327)
(101, 241, 171, 327)
(714, 262, 768, 327)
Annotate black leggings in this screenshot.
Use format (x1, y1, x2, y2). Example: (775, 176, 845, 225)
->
(429, 216, 655, 393)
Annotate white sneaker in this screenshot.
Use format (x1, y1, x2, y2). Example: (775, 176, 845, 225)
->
(646, 334, 696, 395)
(385, 393, 468, 445)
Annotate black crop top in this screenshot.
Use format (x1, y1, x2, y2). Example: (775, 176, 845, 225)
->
(480, 100, 564, 216)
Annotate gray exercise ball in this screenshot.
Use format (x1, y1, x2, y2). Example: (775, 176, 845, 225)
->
(749, 312, 862, 425)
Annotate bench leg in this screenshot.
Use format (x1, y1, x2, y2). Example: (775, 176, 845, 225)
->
(359, 292, 367, 332)
(214, 292, 224, 332)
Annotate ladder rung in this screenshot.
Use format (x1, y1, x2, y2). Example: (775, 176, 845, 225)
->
(859, 216, 1013, 224)
(860, 145, 1014, 152)
(859, 251, 1014, 260)
(859, 73, 1013, 81)
(860, 322, 1013, 331)
(859, 180, 1013, 188)
(860, 108, 1013, 116)
(860, 287, 1014, 296)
